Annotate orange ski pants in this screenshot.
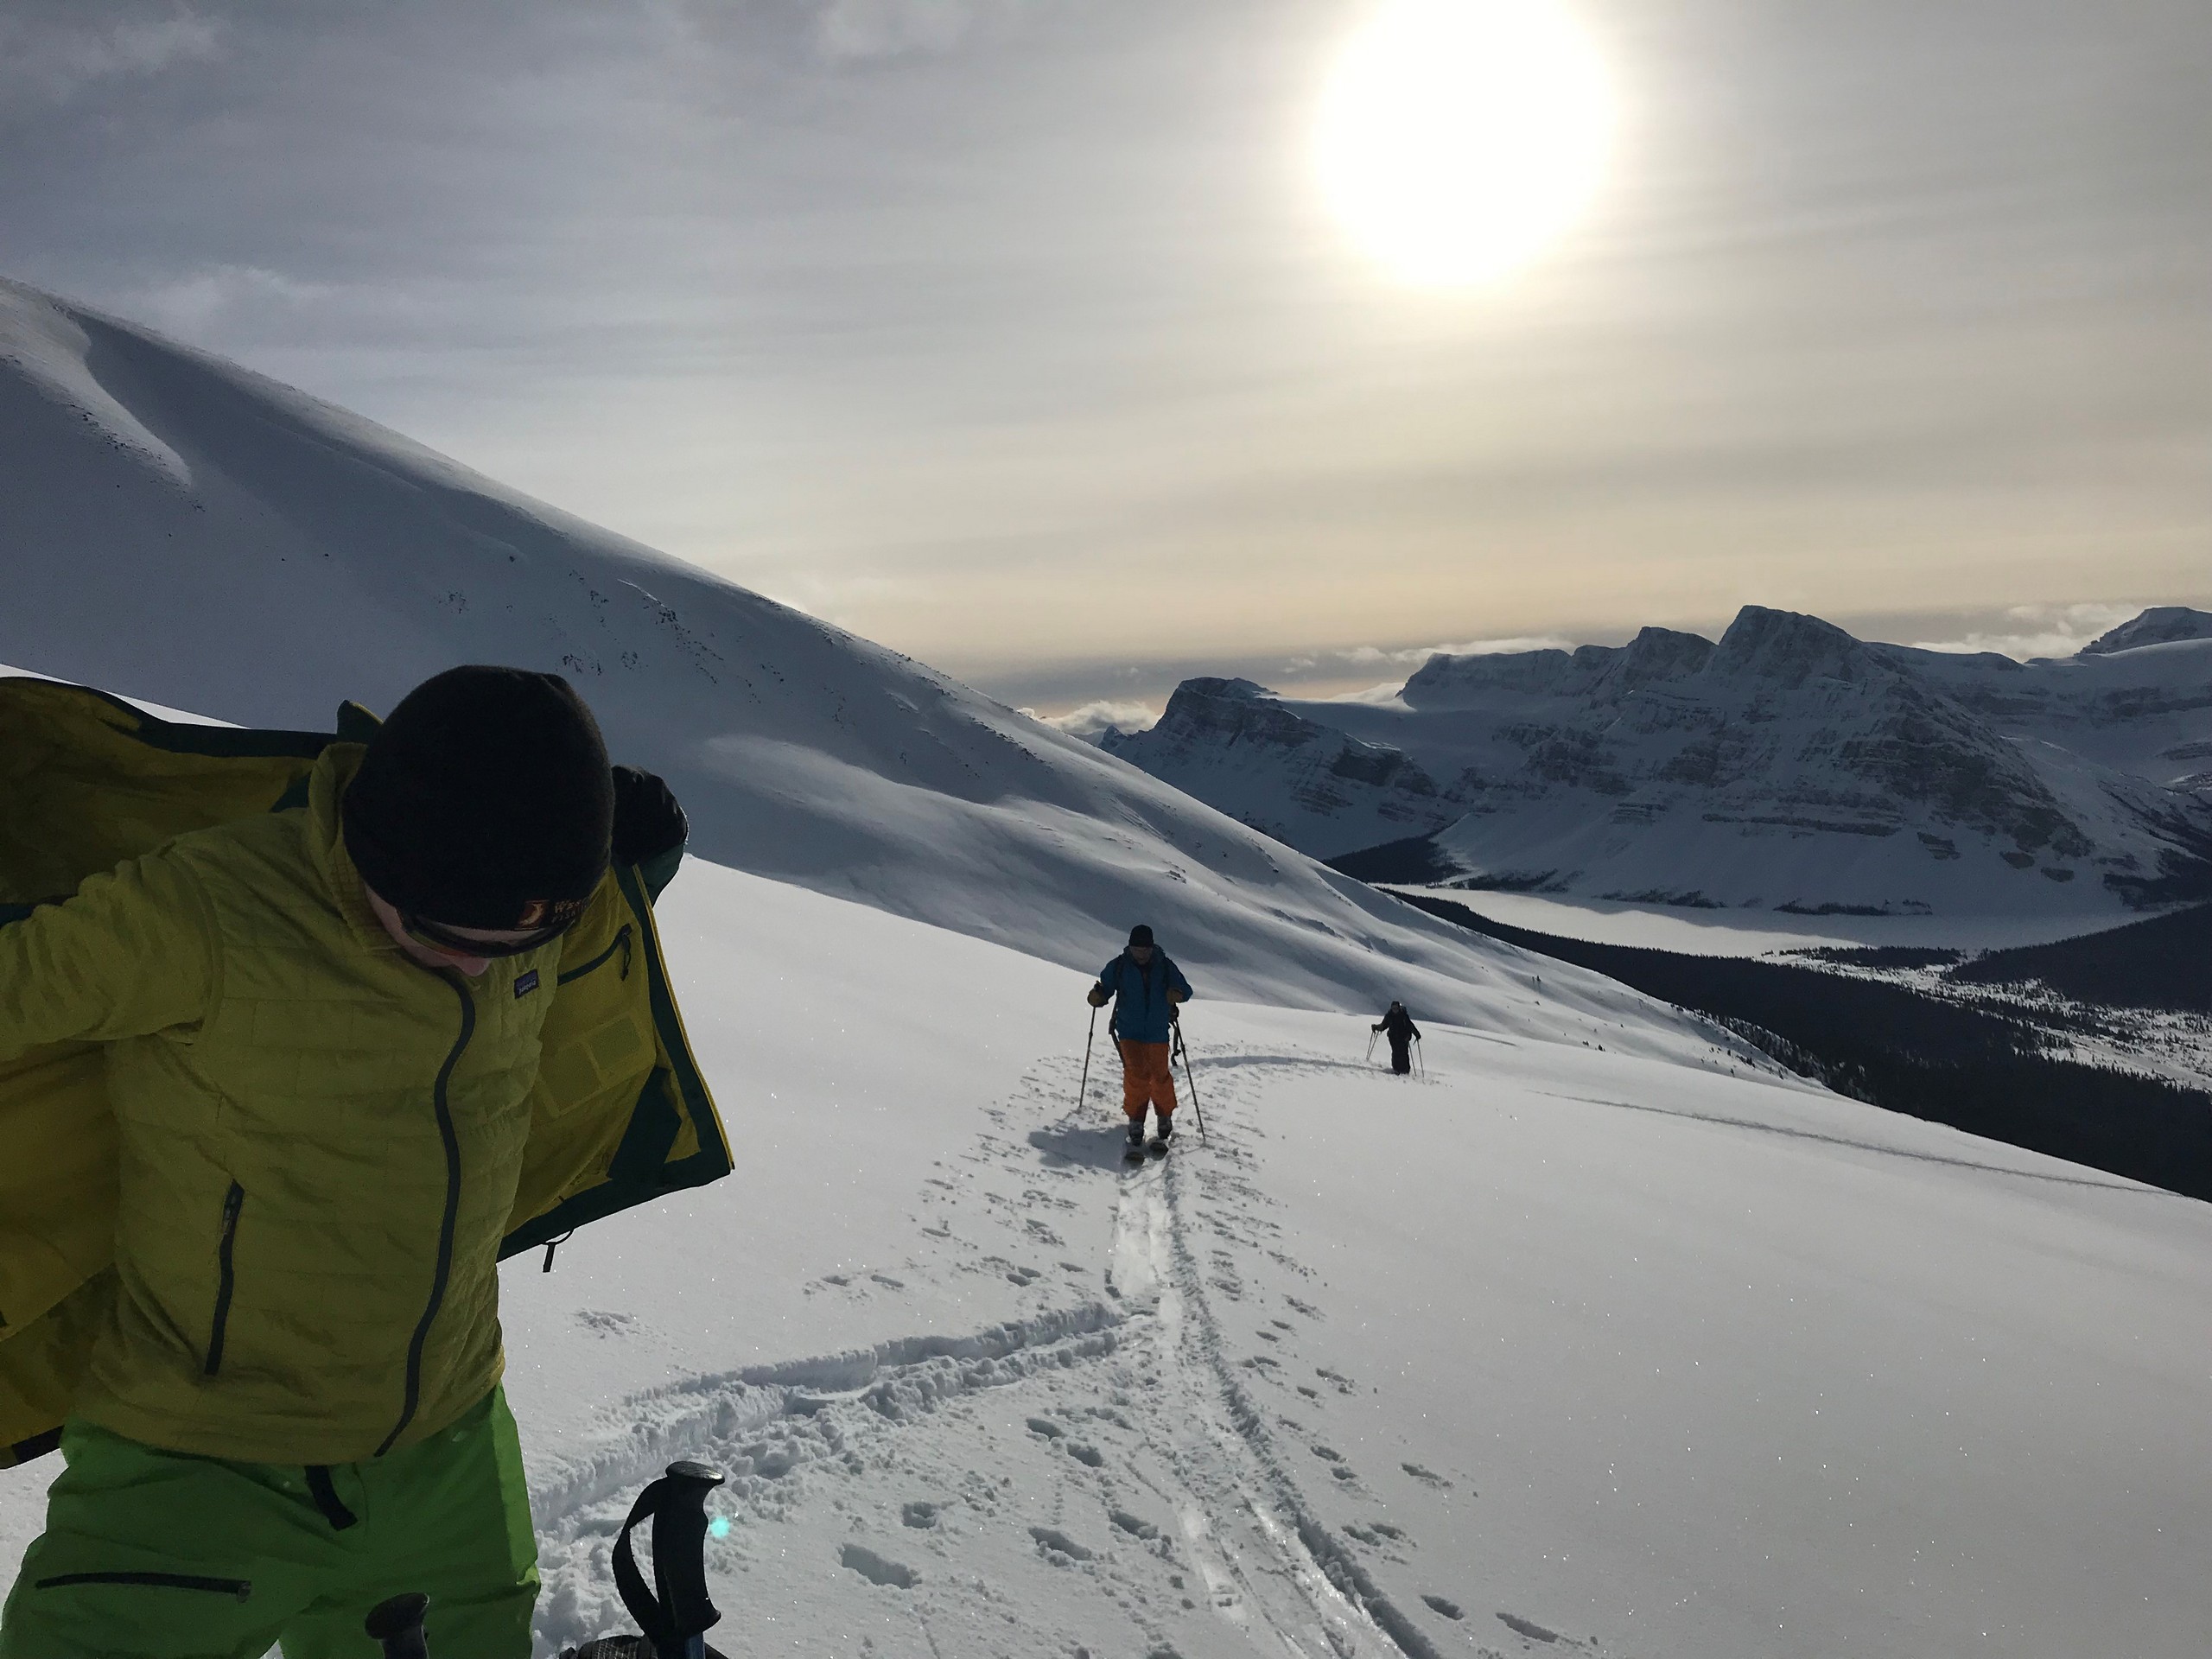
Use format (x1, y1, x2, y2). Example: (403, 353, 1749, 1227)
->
(1117, 1039, 1178, 1122)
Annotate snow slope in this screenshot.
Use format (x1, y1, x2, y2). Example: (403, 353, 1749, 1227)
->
(9, 858, 2205, 1659)
(0, 276, 1541, 1027)
(1107, 610, 2212, 918)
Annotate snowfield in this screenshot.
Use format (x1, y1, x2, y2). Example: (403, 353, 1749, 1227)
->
(14, 864, 2205, 1658)
(518, 870, 2212, 1659)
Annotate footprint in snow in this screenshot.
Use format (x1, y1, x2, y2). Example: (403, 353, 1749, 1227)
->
(1421, 1595, 1464, 1620)
(1026, 1417, 1063, 1440)
(1402, 1461, 1453, 1488)
(900, 1501, 940, 1529)
(573, 1310, 636, 1337)
(1028, 1526, 1095, 1564)
(840, 1544, 918, 1588)
(1497, 1611, 1561, 1643)
(1109, 1509, 1159, 1540)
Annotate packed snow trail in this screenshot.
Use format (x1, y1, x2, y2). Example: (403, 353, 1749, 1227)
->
(528, 1042, 1459, 1658)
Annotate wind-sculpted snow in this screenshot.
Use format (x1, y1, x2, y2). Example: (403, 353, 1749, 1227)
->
(1110, 605, 2212, 917)
(0, 275, 1600, 1026)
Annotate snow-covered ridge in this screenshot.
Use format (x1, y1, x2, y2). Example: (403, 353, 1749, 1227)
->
(1107, 604, 2212, 918)
(0, 274, 1618, 1029)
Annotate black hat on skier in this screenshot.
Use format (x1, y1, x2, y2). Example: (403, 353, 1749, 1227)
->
(343, 665, 613, 928)
(1128, 924, 1155, 948)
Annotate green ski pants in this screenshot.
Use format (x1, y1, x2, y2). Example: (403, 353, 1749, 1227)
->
(0, 1387, 537, 1659)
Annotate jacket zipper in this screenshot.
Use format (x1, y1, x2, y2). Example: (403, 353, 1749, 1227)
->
(204, 1182, 245, 1376)
(376, 971, 474, 1458)
(556, 922, 632, 986)
(35, 1571, 251, 1600)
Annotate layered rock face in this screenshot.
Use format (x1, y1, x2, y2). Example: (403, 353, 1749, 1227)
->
(1108, 607, 2212, 916)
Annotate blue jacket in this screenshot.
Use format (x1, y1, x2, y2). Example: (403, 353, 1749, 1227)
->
(1096, 951, 1193, 1044)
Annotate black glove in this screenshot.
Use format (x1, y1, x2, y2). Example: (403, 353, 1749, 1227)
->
(612, 766, 688, 865)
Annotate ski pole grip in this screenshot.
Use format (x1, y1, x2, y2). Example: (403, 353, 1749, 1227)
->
(365, 1592, 430, 1659)
(653, 1459, 727, 1647)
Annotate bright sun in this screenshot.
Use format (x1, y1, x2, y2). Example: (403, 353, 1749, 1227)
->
(1314, 0, 1616, 288)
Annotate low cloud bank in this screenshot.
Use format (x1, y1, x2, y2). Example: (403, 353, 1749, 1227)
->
(1023, 698, 1158, 743)
(1910, 603, 2140, 661)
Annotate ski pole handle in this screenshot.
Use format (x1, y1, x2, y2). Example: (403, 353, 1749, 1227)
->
(613, 1460, 728, 1658)
(365, 1593, 429, 1659)
(654, 1460, 726, 1651)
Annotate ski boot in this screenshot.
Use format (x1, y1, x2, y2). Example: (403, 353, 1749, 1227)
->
(1123, 1118, 1147, 1164)
(1147, 1117, 1173, 1159)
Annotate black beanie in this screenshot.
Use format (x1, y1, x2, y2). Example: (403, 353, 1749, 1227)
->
(342, 666, 613, 928)
(1128, 924, 1155, 948)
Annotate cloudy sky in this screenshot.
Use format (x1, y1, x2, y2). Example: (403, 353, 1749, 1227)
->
(3, 0, 2207, 721)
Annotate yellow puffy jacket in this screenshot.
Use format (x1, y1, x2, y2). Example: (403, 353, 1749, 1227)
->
(0, 677, 729, 1466)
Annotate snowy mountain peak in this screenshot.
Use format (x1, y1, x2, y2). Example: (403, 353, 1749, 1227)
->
(1111, 604, 2212, 914)
(2082, 606, 2212, 655)
(1402, 626, 1713, 711)
(1706, 605, 1875, 688)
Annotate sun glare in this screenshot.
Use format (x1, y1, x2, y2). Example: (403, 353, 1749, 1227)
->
(1314, 0, 1616, 287)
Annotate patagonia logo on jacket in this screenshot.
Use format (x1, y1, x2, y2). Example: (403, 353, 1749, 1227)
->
(513, 969, 540, 999)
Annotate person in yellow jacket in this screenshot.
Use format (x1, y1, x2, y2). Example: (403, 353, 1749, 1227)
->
(0, 666, 684, 1659)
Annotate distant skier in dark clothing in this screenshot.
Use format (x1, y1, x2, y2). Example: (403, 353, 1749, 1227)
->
(1088, 924, 1193, 1159)
(1373, 1001, 1421, 1075)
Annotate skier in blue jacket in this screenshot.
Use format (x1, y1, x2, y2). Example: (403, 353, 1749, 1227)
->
(1087, 925, 1194, 1157)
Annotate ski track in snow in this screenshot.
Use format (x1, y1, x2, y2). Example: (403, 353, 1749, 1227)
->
(531, 1042, 1570, 1659)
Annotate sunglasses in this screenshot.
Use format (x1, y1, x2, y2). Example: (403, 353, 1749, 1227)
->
(401, 904, 584, 959)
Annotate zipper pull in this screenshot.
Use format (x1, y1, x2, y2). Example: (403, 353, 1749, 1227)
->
(541, 1229, 575, 1273)
(619, 925, 633, 980)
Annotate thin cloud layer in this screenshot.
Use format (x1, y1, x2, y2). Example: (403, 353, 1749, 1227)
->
(813, 0, 1040, 61)
(0, 5, 223, 113)
(0, 1, 2204, 715)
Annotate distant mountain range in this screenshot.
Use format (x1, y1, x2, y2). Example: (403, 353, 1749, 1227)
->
(1103, 605, 2212, 917)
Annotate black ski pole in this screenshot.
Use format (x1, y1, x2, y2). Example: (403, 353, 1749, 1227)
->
(1414, 1034, 1425, 1079)
(1077, 1003, 1097, 1111)
(365, 1594, 429, 1659)
(1173, 1014, 1208, 1142)
(614, 1461, 728, 1659)
(1364, 1029, 1376, 1065)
